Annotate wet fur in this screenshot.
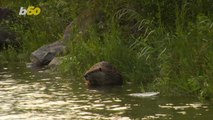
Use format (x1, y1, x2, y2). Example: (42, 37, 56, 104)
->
(84, 61, 123, 86)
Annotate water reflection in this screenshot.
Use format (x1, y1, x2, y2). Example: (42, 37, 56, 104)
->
(0, 64, 213, 120)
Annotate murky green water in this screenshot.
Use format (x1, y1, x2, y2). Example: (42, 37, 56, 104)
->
(0, 63, 212, 120)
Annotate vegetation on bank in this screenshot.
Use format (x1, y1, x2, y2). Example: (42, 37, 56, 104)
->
(1, 0, 213, 99)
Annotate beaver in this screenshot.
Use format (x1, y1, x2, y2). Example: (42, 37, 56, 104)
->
(84, 61, 123, 86)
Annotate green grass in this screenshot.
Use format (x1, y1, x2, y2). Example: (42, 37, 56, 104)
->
(1, 0, 213, 99)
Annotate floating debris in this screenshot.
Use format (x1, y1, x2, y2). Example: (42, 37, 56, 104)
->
(128, 92, 160, 97)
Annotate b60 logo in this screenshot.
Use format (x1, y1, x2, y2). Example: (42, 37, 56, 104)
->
(19, 6, 41, 16)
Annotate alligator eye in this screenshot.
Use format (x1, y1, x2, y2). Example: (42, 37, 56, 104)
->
(99, 68, 102, 71)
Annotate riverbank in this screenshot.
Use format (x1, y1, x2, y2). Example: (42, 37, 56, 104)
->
(1, 0, 213, 99)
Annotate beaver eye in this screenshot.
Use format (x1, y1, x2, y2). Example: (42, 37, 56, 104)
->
(99, 68, 102, 71)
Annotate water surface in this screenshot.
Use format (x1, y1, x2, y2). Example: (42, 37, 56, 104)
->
(0, 63, 212, 119)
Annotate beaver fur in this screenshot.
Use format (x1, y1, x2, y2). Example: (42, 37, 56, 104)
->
(84, 61, 123, 86)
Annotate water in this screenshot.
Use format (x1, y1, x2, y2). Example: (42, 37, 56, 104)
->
(0, 63, 212, 120)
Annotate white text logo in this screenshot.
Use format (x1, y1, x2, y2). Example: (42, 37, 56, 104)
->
(19, 6, 41, 16)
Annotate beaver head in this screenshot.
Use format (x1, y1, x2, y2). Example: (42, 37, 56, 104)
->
(84, 61, 123, 86)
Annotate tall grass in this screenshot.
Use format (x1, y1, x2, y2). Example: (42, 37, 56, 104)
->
(0, 0, 71, 61)
(1, 0, 213, 99)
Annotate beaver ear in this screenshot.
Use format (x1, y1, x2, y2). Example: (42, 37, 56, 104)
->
(99, 68, 102, 71)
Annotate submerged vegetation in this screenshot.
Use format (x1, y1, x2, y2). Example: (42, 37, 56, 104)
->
(1, 0, 213, 99)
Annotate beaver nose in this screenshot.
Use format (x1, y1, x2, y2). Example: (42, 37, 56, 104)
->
(84, 74, 88, 79)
